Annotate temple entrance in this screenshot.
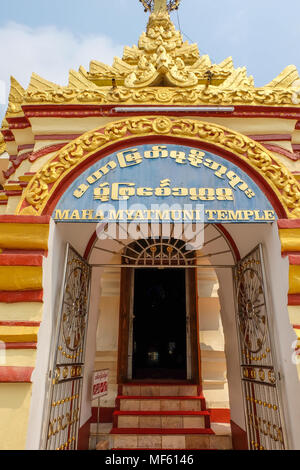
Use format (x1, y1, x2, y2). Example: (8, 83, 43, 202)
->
(132, 268, 187, 380)
(117, 236, 199, 384)
(37, 220, 293, 451)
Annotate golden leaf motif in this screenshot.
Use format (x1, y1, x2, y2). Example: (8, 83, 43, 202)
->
(4, 9, 300, 118)
(0, 134, 6, 155)
(19, 85, 300, 108)
(19, 117, 300, 218)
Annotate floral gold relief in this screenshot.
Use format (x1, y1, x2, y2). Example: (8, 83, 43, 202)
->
(0, 135, 6, 155)
(20, 85, 300, 108)
(17, 117, 300, 218)
(4, 10, 300, 118)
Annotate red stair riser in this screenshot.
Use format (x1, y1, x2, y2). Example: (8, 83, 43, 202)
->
(112, 382, 213, 450)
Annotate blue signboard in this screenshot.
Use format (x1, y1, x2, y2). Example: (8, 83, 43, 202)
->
(53, 144, 276, 223)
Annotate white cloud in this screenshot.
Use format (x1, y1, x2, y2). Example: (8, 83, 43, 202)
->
(0, 22, 124, 118)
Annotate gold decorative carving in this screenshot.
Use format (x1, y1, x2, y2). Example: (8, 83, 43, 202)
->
(68, 67, 99, 90)
(5, 6, 300, 112)
(27, 72, 62, 92)
(18, 206, 39, 216)
(140, 0, 181, 13)
(17, 117, 300, 218)
(22, 85, 300, 107)
(265, 65, 300, 88)
(0, 135, 6, 155)
(86, 11, 204, 89)
(1, 118, 9, 129)
(7, 76, 25, 115)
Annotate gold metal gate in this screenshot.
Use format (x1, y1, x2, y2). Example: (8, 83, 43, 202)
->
(41, 244, 91, 450)
(234, 244, 286, 450)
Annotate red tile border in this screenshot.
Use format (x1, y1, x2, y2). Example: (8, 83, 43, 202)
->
(0, 254, 43, 266)
(0, 321, 40, 327)
(288, 294, 300, 306)
(0, 215, 50, 224)
(278, 219, 300, 229)
(209, 408, 231, 423)
(0, 290, 43, 303)
(2, 342, 37, 350)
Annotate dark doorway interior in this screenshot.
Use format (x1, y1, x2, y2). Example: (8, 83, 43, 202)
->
(132, 268, 187, 380)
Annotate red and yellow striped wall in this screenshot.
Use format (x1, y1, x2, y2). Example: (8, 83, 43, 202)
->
(0, 215, 49, 450)
(278, 220, 300, 379)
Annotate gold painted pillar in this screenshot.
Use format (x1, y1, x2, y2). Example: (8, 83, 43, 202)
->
(0, 215, 49, 450)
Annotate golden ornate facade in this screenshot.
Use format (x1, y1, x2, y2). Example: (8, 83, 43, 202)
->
(17, 117, 300, 218)
(0, 1, 300, 452)
(3, 10, 300, 119)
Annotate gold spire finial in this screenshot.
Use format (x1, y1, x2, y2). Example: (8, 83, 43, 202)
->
(140, 0, 181, 13)
(154, 0, 167, 12)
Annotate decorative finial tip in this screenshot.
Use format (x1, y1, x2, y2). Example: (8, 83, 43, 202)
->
(139, 0, 181, 13)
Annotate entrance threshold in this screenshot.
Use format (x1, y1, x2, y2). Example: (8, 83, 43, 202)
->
(91, 264, 234, 269)
(121, 380, 197, 385)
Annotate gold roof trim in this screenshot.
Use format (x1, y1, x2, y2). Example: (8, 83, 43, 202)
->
(21, 84, 300, 108)
(265, 65, 300, 88)
(0, 135, 6, 155)
(27, 72, 63, 92)
(1, 118, 9, 130)
(4, 11, 300, 116)
(68, 67, 99, 90)
(7, 76, 25, 116)
(17, 116, 300, 218)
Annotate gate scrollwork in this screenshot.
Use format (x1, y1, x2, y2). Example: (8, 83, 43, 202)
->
(235, 245, 286, 450)
(42, 245, 91, 450)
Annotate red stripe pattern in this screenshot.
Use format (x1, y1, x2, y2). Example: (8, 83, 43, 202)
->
(0, 254, 43, 266)
(0, 290, 43, 303)
(0, 366, 34, 383)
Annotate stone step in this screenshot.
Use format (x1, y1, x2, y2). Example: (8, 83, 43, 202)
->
(88, 423, 113, 450)
(110, 429, 232, 450)
(121, 384, 199, 397)
(114, 410, 210, 429)
(118, 395, 206, 412)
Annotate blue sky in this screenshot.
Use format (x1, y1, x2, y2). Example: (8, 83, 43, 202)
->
(1, 0, 300, 119)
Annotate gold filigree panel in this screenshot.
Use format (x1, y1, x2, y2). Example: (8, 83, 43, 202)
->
(16, 117, 300, 218)
(3, 5, 300, 119)
(0, 135, 6, 155)
(21, 85, 300, 109)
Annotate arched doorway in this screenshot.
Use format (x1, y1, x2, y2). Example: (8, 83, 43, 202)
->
(37, 220, 288, 450)
(19, 118, 299, 450)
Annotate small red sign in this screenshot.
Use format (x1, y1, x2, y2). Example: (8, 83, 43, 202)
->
(92, 369, 109, 400)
